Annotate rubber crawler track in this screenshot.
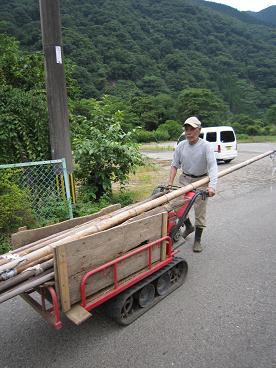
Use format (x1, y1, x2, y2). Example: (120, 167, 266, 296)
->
(103, 257, 188, 325)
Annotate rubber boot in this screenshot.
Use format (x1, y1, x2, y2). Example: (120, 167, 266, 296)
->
(182, 218, 195, 239)
(193, 227, 203, 252)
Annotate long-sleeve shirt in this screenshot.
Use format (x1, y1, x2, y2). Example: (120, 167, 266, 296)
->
(171, 138, 218, 190)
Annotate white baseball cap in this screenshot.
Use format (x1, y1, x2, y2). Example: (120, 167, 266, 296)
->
(183, 116, 202, 128)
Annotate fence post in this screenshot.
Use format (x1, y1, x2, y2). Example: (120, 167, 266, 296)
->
(61, 158, 73, 219)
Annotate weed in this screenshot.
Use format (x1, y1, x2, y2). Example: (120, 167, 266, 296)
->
(0, 235, 11, 254)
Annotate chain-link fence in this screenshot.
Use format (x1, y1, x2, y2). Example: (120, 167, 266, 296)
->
(0, 159, 73, 226)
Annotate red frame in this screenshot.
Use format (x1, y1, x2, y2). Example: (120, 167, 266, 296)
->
(80, 236, 175, 312)
(21, 285, 62, 330)
(167, 191, 195, 235)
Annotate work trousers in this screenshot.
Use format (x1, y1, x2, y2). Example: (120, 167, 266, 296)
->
(179, 173, 208, 228)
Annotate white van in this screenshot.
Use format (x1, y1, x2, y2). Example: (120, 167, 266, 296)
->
(199, 126, 237, 163)
(177, 125, 237, 163)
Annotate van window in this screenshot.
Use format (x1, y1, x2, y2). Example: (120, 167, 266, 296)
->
(220, 131, 235, 143)
(199, 133, 203, 139)
(206, 132, 217, 142)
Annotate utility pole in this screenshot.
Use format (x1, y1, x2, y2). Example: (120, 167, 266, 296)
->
(39, 0, 73, 173)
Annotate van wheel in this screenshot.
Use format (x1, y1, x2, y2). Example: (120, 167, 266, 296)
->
(224, 160, 232, 164)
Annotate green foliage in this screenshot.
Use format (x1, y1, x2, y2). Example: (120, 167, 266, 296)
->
(0, 170, 35, 234)
(0, 234, 11, 255)
(133, 120, 182, 142)
(230, 114, 274, 135)
(265, 104, 276, 125)
(34, 195, 70, 227)
(134, 129, 156, 143)
(111, 190, 134, 207)
(0, 34, 50, 163)
(71, 97, 144, 199)
(73, 194, 110, 217)
(73, 189, 135, 217)
(2, 0, 276, 124)
(176, 88, 229, 126)
(0, 85, 50, 163)
(0, 33, 80, 164)
(236, 134, 276, 142)
(154, 126, 170, 142)
(158, 120, 183, 139)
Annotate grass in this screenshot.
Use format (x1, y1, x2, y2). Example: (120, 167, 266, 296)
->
(139, 143, 175, 151)
(236, 135, 276, 143)
(113, 159, 172, 202)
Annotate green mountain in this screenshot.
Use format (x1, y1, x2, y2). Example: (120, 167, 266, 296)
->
(246, 6, 276, 27)
(1, 0, 276, 119)
(201, 1, 268, 26)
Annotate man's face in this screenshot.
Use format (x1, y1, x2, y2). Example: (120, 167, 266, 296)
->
(184, 125, 201, 144)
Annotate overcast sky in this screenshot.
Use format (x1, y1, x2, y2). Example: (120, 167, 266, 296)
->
(205, 0, 276, 12)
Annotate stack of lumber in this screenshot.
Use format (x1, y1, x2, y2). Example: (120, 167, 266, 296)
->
(0, 191, 188, 307)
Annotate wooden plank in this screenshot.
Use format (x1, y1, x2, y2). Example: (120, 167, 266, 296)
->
(65, 305, 92, 325)
(55, 213, 164, 306)
(11, 204, 121, 249)
(68, 246, 161, 302)
(54, 245, 71, 312)
(66, 260, 163, 325)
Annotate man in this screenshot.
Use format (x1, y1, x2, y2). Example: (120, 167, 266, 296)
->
(168, 116, 218, 252)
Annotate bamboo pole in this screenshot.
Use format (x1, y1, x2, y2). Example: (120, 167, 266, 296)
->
(0, 270, 54, 304)
(47, 149, 275, 246)
(5, 189, 164, 259)
(0, 204, 130, 268)
(0, 259, 54, 293)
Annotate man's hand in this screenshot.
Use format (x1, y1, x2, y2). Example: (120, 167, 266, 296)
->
(207, 187, 216, 197)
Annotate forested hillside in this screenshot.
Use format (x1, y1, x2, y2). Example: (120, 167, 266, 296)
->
(246, 6, 276, 27)
(1, 0, 276, 237)
(1, 0, 276, 134)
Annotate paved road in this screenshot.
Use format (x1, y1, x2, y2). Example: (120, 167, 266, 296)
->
(1, 144, 276, 368)
(142, 142, 276, 161)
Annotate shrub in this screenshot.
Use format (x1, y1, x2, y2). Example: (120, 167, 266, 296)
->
(35, 194, 70, 227)
(112, 190, 135, 206)
(72, 98, 144, 200)
(154, 126, 170, 141)
(73, 194, 110, 217)
(134, 128, 156, 143)
(0, 234, 11, 254)
(0, 170, 36, 234)
(159, 120, 183, 139)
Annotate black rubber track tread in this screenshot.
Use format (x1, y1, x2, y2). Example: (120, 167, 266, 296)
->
(103, 257, 188, 325)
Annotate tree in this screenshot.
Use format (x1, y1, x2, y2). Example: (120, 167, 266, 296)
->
(129, 93, 176, 131)
(71, 97, 143, 200)
(0, 34, 50, 163)
(231, 114, 265, 135)
(265, 104, 276, 125)
(176, 88, 229, 126)
(0, 33, 79, 163)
